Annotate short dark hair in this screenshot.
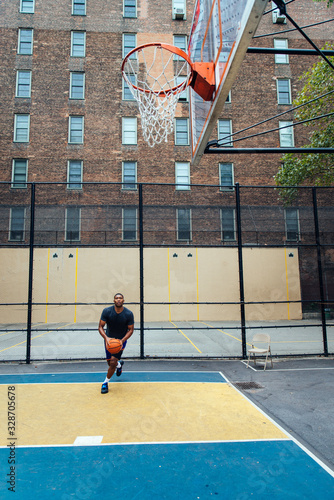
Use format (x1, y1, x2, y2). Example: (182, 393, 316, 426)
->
(114, 293, 124, 299)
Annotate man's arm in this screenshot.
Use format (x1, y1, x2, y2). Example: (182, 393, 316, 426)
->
(121, 324, 134, 345)
(98, 319, 108, 344)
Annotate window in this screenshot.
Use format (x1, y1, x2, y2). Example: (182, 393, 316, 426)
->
(123, 34, 137, 59)
(122, 208, 137, 240)
(12, 159, 28, 188)
(175, 162, 190, 190)
(274, 39, 289, 64)
(70, 72, 85, 99)
(175, 118, 189, 145)
(124, 0, 136, 17)
(18, 29, 33, 55)
(20, 0, 34, 13)
(221, 208, 235, 241)
(122, 162, 137, 189)
(16, 70, 31, 97)
(69, 116, 84, 144)
(72, 0, 86, 15)
(285, 208, 300, 241)
(219, 163, 234, 190)
(14, 114, 30, 142)
(277, 79, 291, 105)
(218, 119, 233, 146)
(173, 35, 187, 58)
(65, 207, 81, 241)
(175, 76, 188, 102)
(67, 160, 83, 189)
(71, 31, 86, 57)
(177, 208, 191, 241)
(173, 0, 186, 19)
(9, 208, 25, 241)
(122, 117, 137, 144)
(123, 74, 136, 100)
(279, 121, 294, 147)
(225, 91, 231, 103)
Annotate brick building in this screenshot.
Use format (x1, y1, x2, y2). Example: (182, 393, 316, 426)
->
(0, 0, 333, 319)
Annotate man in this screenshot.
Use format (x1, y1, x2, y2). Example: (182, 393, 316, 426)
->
(98, 293, 134, 394)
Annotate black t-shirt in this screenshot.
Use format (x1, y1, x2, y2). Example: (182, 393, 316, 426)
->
(101, 306, 134, 339)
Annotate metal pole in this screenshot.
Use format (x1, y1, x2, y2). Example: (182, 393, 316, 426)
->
(312, 187, 328, 356)
(26, 183, 36, 364)
(235, 183, 247, 358)
(138, 183, 145, 359)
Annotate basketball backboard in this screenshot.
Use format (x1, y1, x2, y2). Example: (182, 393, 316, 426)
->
(188, 0, 269, 165)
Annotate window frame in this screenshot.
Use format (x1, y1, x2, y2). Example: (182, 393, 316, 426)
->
(220, 208, 236, 242)
(123, 33, 137, 59)
(71, 31, 86, 57)
(218, 119, 233, 147)
(219, 163, 234, 191)
(122, 161, 137, 190)
(177, 208, 192, 241)
(65, 207, 81, 242)
(123, 0, 136, 18)
(277, 79, 291, 105)
(14, 114, 30, 143)
(122, 117, 137, 145)
(122, 207, 138, 241)
(18, 28, 33, 55)
(274, 39, 289, 64)
(172, 0, 186, 19)
(16, 70, 32, 98)
(72, 0, 86, 16)
(285, 208, 300, 241)
(279, 121, 294, 147)
(20, 0, 34, 14)
(68, 116, 84, 144)
(173, 35, 187, 59)
(174, 117, 189, 145)
(70, 72, 85, 99)
(11, 159, 28, 189)
(67, 160, 83, 190)
(175, 75, 188, 102)
(175, 162, 190, 190)
(9, 207, 26, 242)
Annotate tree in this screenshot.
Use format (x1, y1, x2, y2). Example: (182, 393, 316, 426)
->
(275, 45, 334, 203)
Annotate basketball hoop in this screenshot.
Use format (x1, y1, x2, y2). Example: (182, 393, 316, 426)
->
(121, 43, 193, 147)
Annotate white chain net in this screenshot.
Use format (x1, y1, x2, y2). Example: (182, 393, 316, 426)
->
(122, 45, 192, 147)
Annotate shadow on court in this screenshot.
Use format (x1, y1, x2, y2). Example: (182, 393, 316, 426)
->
(0, 358, 334, 499)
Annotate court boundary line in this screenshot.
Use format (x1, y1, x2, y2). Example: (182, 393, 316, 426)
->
(240, 361, 334, 372)
(221, 371, 334, 478)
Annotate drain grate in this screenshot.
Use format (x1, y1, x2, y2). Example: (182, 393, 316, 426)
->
(234, 381, 264, 390)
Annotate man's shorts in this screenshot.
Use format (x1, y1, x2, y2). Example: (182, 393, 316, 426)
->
(105, 340, 127, 360)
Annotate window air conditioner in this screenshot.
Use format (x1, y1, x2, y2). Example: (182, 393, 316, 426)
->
(272, 8, 286, 24)
(173, 7, 185, 19)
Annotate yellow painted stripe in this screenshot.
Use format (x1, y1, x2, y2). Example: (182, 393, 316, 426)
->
(170, 321, 202, 353)
(284, 248, 290, 320)
(0, 323, 74, 353)
(74, 248, 78, 323)
(168, 248, 171, 322)
(200, 321, 253, 347)
(45, 248, 50, 323)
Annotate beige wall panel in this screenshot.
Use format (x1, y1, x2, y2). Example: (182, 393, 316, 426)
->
(0, 249, 29, 323)
(243, 248, 302, 320)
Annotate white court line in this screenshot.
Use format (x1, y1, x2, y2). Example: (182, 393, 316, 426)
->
(240, 360, 334, 372)
(221, 370, 334, 478)
(74, 436, 103, 446)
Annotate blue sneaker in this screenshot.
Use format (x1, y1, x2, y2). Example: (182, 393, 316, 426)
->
(116, 360, 124, 377)
(101, 382, 108, 394)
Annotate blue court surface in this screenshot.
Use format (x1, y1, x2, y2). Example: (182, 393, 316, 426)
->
(1, 370, 334, 499)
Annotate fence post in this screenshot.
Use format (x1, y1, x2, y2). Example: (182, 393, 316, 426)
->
(235, 183, 247, 358)
(26, 183, 35, 364)
(138, 183, 144, 358)
(312, 187, 328, 356)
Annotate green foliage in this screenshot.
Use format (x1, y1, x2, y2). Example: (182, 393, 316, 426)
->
(275, 45, 334, 204)
(313, 0, 333, 7)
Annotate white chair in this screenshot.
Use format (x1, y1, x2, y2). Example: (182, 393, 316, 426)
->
(247, 333, 273, 370)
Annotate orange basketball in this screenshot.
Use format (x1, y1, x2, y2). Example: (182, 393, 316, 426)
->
(106, 338, 123, 354)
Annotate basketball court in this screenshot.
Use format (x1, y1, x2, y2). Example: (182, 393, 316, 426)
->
(1, 360, 334, 499)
